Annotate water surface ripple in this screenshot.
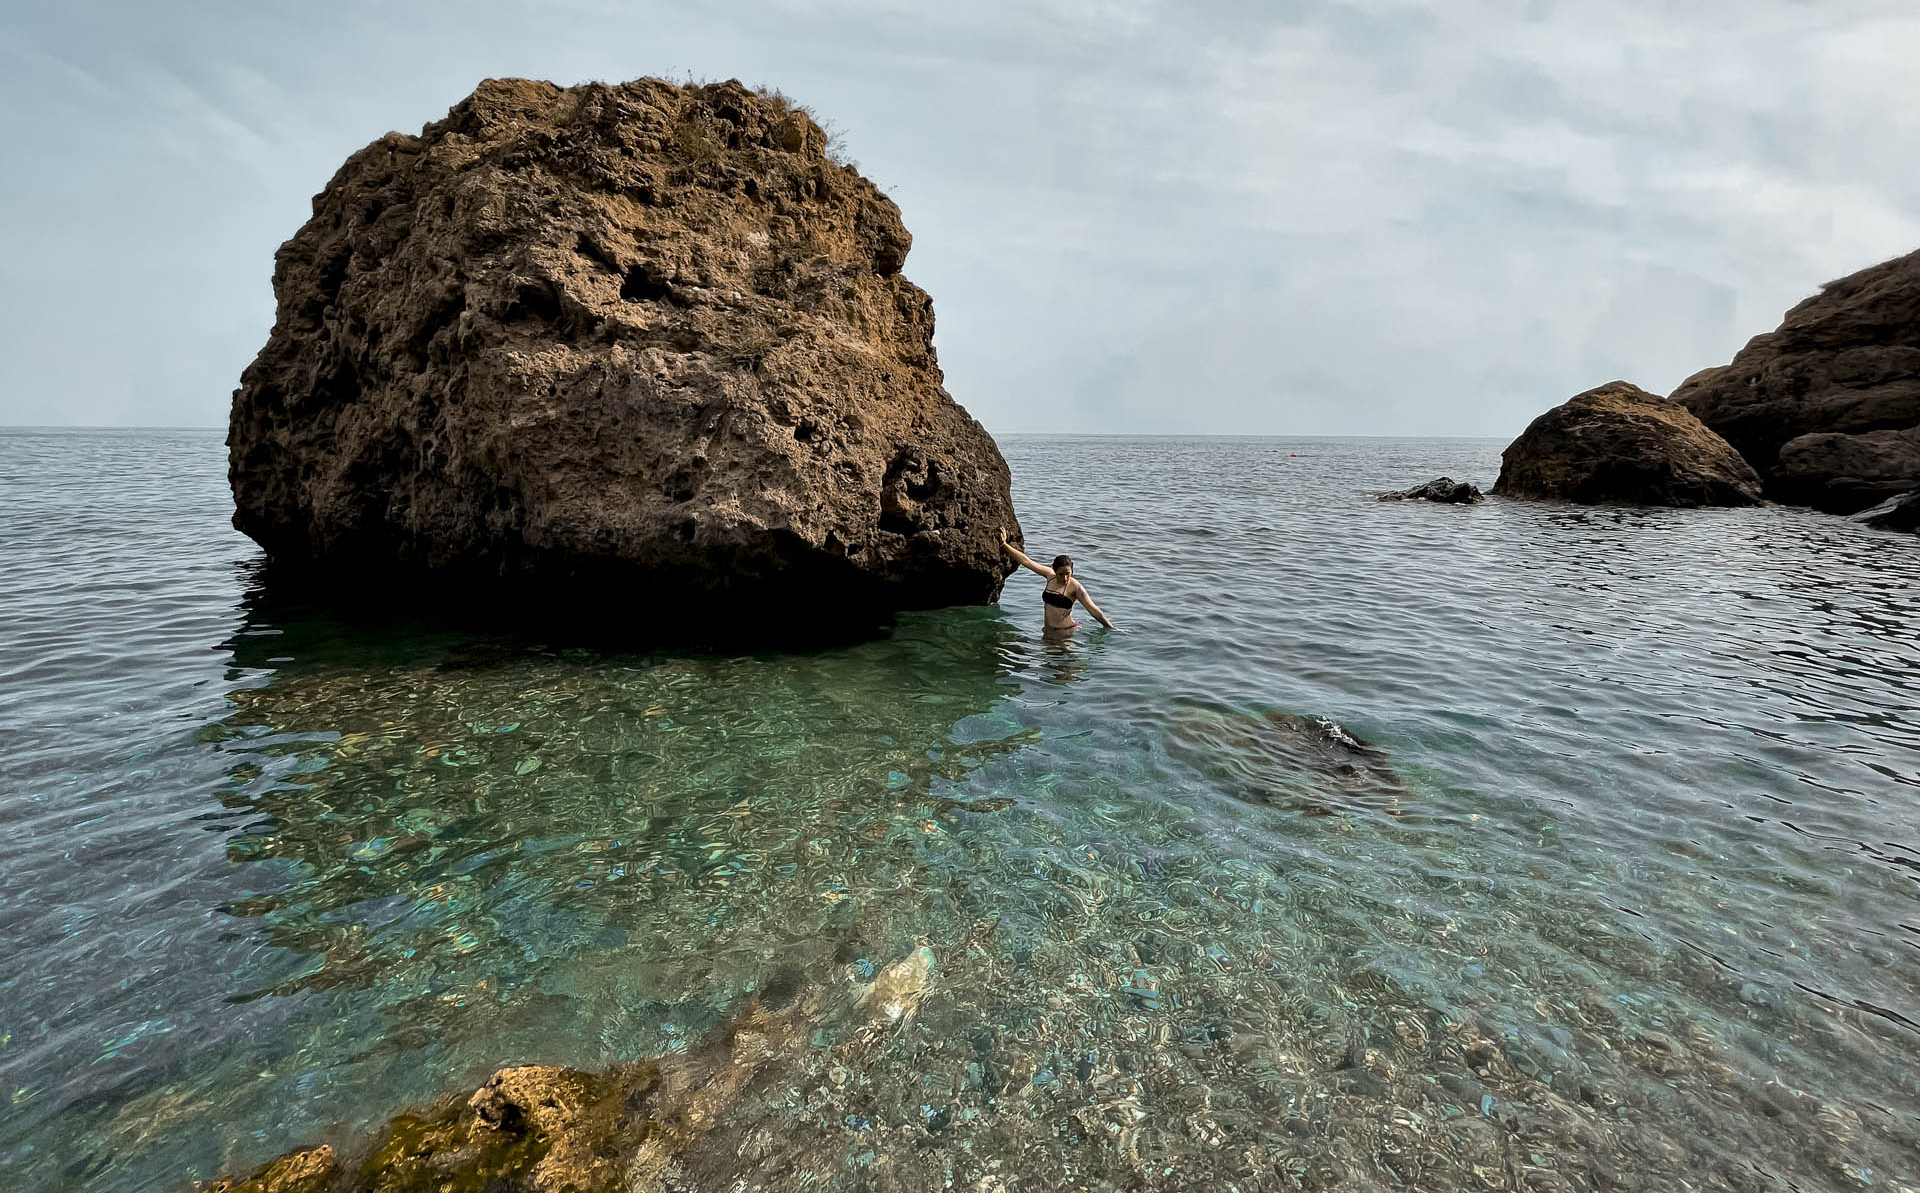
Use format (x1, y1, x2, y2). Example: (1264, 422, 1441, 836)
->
(2, 430, 1918, 1191)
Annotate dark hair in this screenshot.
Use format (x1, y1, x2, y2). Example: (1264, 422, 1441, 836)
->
(1052, 554, 1072, 573)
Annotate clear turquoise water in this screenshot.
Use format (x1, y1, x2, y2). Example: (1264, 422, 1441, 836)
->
(2, 428, 1918, 1191)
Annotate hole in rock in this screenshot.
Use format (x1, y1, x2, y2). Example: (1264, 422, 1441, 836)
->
(621, 264, 673, 303)
(878, 508, 917, 536)
(513, 280, 564, 324)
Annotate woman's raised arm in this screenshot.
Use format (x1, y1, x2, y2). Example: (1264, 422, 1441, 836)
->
(999, 528, 1054, 578)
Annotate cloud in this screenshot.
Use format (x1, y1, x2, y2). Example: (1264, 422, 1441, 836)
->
(0, 0, 1915, 434)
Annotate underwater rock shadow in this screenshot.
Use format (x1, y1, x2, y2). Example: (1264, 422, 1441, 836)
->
(1162, 700, 1410, 818)
(226, 557, 911, 657)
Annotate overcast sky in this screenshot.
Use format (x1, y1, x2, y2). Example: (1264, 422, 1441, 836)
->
(2, 0, 1916, 436)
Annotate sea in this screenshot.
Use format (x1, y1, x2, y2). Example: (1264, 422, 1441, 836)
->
(2, 428, 1917, 1191)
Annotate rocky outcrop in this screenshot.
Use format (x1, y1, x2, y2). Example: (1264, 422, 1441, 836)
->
(1851, 490, 1920, 532)
(229, 78, 1019, 631)
(203, 1147, 336, 1193)
(1674, 249, 1920, 513)
(1774, 425, 1920, 512)
(192, 944, 942, 1193)
(1493, 381, 1763, 507)
(1376, 477, 1483, 504)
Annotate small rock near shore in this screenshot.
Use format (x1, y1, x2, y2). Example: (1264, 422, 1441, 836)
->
(1376, 477, 1483, 504)
(1492, 381, 1763, 507)
(1849, 489, 1920, 532)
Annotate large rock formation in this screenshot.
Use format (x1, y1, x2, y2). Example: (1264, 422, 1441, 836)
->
(1492, 381, 1763, 506)
(1674, 249, 1920, 512)
(229, 78, 1019, 630)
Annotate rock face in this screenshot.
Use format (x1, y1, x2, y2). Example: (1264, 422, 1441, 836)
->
(1376, 477, 1483, 504)
(229, 78, 1019, 629)
(1673, 249, 1920, 513)
(1492, 381, 1763, 507)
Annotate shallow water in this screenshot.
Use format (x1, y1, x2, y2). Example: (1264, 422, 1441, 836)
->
(2, 428, 1918, 1191)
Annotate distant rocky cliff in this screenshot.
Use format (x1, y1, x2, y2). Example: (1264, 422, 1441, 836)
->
(229, 77, 1019, 629)
(1675, 248, 1920, 513)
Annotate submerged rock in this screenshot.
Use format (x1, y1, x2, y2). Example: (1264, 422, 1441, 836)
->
(1850, 489, 1920, 532)
(1674, 248, 1920, 513)
(355, 1063, 644, 1193)
(1492, 381, 1763, 507)
(1165, 704, 1409, 816)
(1376, 477, 1483, 504)
(860, 942, 936, 1023)
(198, 980, 819, 1193)
(192, 940, 943, 1193)
(228, 77, 1019, 631)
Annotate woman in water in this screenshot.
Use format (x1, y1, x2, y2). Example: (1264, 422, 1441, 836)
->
(999, 528, 1118, 632)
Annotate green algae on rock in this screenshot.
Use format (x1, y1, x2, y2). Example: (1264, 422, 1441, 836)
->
(198, 980, 817, 1193)
(202, 1146, 336, 1193)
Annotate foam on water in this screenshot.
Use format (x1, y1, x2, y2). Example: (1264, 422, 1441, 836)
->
(1, 430, 1918, 1190)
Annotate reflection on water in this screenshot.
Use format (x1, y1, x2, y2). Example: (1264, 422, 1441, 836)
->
(1, 431, 1919, 1191)
(208, 602, 1036, 1022)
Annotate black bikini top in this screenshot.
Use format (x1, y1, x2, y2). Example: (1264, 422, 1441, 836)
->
(1042, 587, 1074, 609)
